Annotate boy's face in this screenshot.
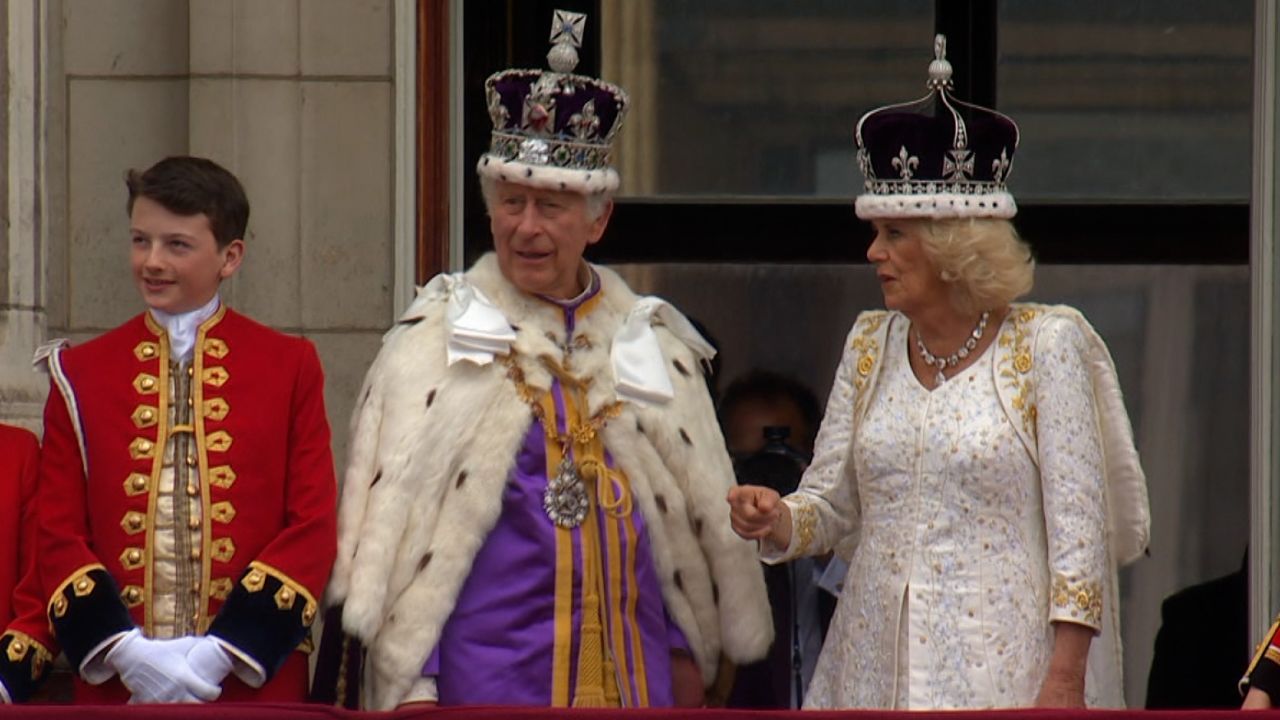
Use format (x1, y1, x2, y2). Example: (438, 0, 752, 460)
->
(130, 196, 243, 315)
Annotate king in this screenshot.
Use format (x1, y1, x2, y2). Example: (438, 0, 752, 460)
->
(327, 8, 772, 710)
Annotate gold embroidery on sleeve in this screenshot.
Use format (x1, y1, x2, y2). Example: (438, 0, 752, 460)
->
(1051, 574, 1102, 627)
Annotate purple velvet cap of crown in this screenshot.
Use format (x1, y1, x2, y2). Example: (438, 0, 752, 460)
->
(478, 58, 629, 194)
(487, 70, 626, 145)
(854, 35, 1019, 220)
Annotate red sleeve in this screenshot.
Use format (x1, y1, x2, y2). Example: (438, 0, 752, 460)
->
(0, 428, 58, 702)
(36, 373, 133, 670)
(208, 340, 337, 678)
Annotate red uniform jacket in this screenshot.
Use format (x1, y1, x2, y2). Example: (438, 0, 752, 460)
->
(0, 424, 56, 702)
(1245, 615, 1280, 700)
(38, 306, 337, 703)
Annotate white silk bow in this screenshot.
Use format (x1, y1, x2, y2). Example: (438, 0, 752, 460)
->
(410, 273, 517, 366)
(610, 297, 716, 406)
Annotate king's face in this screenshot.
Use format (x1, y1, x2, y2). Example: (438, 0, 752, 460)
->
(488, 181, 610, 299)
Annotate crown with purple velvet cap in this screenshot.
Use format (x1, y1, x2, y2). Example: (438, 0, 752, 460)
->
(855, 35, 1020, 220)
(476, 9, 629, 195)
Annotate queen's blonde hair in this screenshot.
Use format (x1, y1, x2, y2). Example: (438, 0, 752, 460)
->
(920, 217, 1035, 315)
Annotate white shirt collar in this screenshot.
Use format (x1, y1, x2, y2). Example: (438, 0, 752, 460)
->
(149, 295, 221, 363)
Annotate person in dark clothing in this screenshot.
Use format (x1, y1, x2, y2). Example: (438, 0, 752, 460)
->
(1146, 553, 1249, 709)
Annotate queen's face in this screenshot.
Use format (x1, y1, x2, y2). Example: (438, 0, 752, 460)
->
(866, 219, 950, 316)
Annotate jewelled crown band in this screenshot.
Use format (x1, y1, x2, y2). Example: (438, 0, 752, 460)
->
(855, 35, 1020, 220)
(477, 9, 629, 195)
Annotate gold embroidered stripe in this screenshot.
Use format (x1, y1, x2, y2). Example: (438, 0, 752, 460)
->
(623, 490, 649, 705)
(544, 389, 573, 707)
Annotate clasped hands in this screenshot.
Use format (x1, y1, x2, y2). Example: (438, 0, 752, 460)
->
(104, 629, 234, 703)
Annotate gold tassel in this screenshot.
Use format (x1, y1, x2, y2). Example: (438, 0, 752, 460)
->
(571, 602, 610, 708)
(557, 380, 623, 708)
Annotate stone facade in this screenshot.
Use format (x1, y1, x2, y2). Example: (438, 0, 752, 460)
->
(3, 0, 399, 470)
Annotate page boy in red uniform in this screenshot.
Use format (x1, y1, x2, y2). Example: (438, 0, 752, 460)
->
(37, 156, 337, 703)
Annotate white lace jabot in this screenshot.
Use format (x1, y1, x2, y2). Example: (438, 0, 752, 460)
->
(149, 295, 221, 362)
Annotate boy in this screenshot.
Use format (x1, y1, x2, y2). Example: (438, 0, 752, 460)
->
(37, 156, 337, 703)
(0, 423, 55, 702)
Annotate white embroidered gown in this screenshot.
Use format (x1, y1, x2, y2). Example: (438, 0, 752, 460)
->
(770, 313, 1114, 709)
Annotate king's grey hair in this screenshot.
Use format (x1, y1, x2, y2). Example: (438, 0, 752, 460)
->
(478, 175, 612, 221)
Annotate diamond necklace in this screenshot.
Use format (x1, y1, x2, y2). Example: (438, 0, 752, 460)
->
(914, 310, 990, 386)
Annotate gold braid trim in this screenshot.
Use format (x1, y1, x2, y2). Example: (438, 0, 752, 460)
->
(47, 563, 108, 619)
(3, 630, 54, 680)
(245, 560, 320, 627)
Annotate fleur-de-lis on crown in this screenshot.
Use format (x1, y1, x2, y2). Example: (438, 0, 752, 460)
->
(891, 146, 919, 180)
(943, 148, 974, 181)
(992, 147, 1012, 184)
(487, 90, 510, 129)
(857, 148, 874, 180)
(568, 99, 600, 140)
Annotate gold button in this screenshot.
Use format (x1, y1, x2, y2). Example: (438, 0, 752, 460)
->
(126, 549, 142, 564)
(128, 515, 143, 530)
(141, 345, 155, 358)
(137, 440, 152, 453)
(279, 588, 294, 602)
(187, 454, 197, 467)
(187, 366, 195, 377)
(11, 641, 26, 654)
(132, 475, 148, 491)
(187, 484, 199, 497)
(140, 409, 155, 422)
(125, 587, 141, 603)
(140, 377, 156, 390)
(187, 397, 194, 408)
(75, 579, 90, 592)
(190, 548, 201, 560)
(188, 517, 201, 529)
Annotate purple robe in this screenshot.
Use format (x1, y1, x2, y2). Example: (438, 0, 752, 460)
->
(423, 274, 688, 706)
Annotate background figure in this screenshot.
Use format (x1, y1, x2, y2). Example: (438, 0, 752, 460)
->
(0, 424, 56, 703)
(1145, 552, 1248, 709)
(719, 371, 833, 709)
(325, 10, 771, 710)
(721, 371, 822, 460)
(727, 35, 1148, 710)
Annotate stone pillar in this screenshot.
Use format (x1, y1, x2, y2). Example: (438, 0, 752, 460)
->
(0, 2, 49, 433)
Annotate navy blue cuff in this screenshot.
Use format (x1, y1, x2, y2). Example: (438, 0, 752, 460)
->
(47, 566, 133, 669)
(207, 563, 318, 681)
(0, 632, 52, 703)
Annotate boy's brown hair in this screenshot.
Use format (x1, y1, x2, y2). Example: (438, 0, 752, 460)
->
(126, 156, 249, 248)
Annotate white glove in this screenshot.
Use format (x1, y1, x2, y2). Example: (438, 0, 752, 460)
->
(104, 629, 221, 703)
(185, 636, 234, 688)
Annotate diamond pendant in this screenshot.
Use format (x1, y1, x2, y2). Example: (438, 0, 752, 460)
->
(544, 455, 590, 528)
(934, 369, 946, 386)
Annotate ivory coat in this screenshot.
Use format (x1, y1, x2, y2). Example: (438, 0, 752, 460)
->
(329, 254, 772, 709)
